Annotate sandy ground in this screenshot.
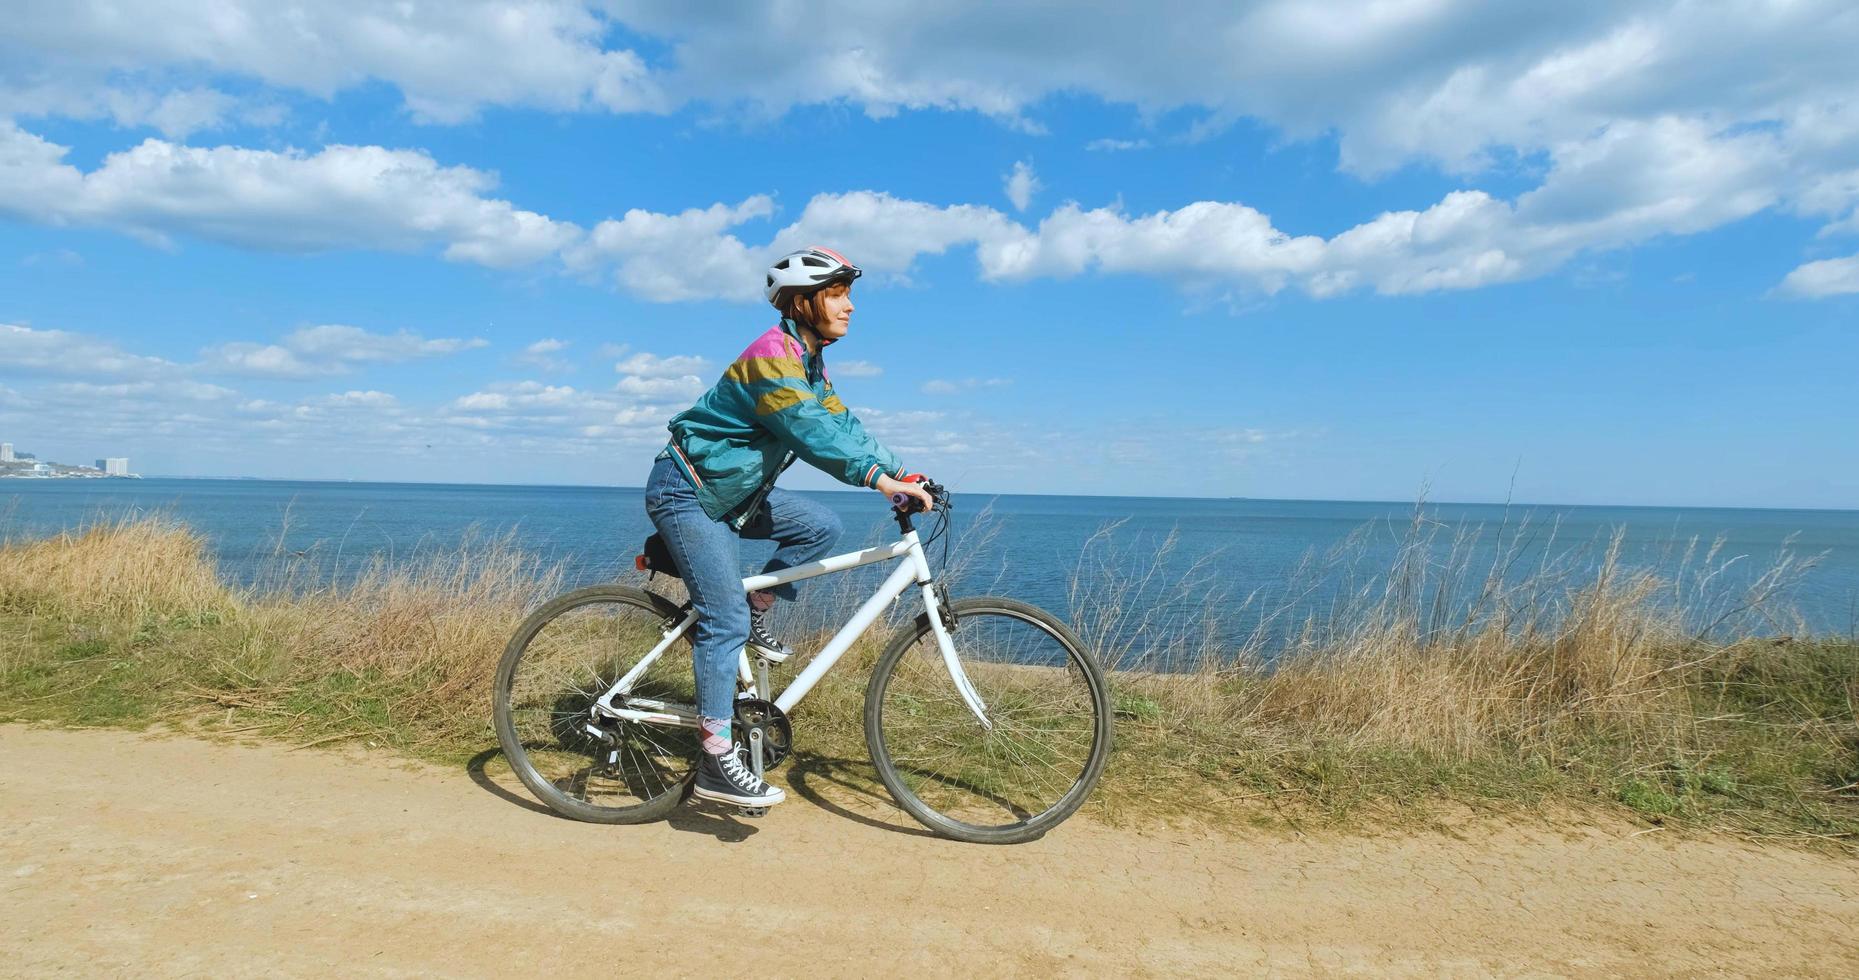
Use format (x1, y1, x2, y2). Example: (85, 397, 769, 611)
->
(1, 725, 1855, 978)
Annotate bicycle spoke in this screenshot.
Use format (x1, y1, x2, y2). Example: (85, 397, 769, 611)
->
(871, 601, 1110, 841)
(494, 588, 700, 822)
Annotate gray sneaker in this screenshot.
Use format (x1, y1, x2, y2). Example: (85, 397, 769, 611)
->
(692, 749, 785, 807)
(747, 605, 793, 662)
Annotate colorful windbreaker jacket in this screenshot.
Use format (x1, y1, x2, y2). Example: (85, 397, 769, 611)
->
(663, 318, 906, 528)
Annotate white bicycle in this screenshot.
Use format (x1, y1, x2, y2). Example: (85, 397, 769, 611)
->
(491, 481, 1113, 844)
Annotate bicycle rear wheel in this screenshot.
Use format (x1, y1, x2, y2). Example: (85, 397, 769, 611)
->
(492, 585, 700, 823)
(865, 596, 1112, 844)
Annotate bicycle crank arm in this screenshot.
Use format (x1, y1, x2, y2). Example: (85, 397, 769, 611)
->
(735, 729, 768, 819)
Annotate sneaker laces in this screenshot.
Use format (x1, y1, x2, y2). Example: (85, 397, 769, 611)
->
(719, 751, 767, 792)
(748, 605, 791, 656)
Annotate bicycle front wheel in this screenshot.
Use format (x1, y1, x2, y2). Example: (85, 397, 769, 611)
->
(492, 585, 700, 824)
(865, 596, 1112, 844)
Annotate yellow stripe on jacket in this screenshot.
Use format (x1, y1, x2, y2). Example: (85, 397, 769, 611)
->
(724, 356, 806, 385)
(754, 386, 815, 416)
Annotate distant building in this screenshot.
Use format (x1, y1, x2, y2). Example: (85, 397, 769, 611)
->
(0, 442, 12, 462)
(100, 457, 130, 477)
(31, 463, 51, 474)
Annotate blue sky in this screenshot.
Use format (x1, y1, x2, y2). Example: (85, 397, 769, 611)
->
(1, 2, 1856, 507)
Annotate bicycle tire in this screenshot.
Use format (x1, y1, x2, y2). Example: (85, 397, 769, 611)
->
(492, 584, 698, 824)
(864, 596, 1112, 844)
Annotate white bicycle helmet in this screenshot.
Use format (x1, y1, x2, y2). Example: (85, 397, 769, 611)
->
(765, 246, 861, 307)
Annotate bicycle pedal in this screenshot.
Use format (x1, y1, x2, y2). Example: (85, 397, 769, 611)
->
(738, 806, 768, 819)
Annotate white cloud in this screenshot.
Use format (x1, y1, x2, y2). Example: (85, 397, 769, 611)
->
(565, 197, 775, 302)
(606, 2, 1859, 174)
(830, 359, 883, 378)
(515, 337, 573, 372)
(0, 321, 705, 463)
(604, 349, 709, 403)
(199, 344, 323, 379)
(1085, 138, 1150, 152)
(613, 352, 711, 378)
(451, 381, 578, 414)
(0, 123, 579, 266)
(1003, 160, 1041, 213)
(419, 348, 713, 444)
(287, 325, 487, 362)
(199, 325, 488, 378)
(4, 115, 1811, 307)
(45, 379, 235, 402)
(19, 248, 83, 268)
(566, 192, 1030, 301)
(776, 191, 1026, 282)
(1775, 254, 1859, 298)
(616, 375, 705, 400)
(4, 1, 663, 126)
(6, 4, 1858, 310)
(0, 323, 180, 378)
(440, 378, 679, 447)
(0, 77, 247, 138)
(9, 2, 1859, 203)
(973, 117, 1811, 298)
(855, 406, 1021, 462)
(548, 119, 1842, 301)
(318, 390, 399, 409)
(921, 377, 1012, 395)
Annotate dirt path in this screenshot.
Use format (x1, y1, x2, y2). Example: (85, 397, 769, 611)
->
(2, 726, 1855, 978)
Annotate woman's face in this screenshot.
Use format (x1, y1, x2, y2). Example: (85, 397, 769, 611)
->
(808, 282, 854, 341)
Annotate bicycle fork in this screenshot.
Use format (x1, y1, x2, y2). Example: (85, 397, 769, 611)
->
(920, 582, 992, 731)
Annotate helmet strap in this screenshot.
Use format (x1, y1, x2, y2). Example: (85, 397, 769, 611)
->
(796, 319, 833, 352)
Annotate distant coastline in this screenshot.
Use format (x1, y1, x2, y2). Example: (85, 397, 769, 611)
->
(0, 473, 139, 480)
(9, 472, 1854, 515)
(0, 457, 138, 481)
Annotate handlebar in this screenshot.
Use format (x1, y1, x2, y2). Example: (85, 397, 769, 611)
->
(889, 477, 949, 515)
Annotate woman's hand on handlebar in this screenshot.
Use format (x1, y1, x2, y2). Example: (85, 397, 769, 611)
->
(876, 473, 935, 513)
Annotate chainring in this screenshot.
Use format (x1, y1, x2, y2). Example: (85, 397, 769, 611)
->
(732, 697, 794, 771)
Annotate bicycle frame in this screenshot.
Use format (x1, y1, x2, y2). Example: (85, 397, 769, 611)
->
(596, 525, 991, 730)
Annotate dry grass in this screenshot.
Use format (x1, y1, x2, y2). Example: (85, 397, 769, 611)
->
(231, 531, 565, 744)
(0, 518, 558, 749)
(0, 514, 237, 622)
(1, 512, 1854, 839)
(1069, 507, 1855, 835)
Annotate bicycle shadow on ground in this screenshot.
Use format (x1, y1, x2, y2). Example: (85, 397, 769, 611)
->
(466, 747, 561, 819)
(466, 746, 760, 843)
(783, 751, 939, 840)
(666, 800, 761, 843)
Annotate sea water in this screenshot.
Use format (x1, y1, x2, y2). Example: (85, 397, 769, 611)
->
(5, 479, 1856, 665)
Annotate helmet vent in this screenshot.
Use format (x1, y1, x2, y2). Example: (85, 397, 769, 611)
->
(764, 246, 861, 307)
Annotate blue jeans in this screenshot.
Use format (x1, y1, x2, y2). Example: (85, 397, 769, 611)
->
(642, 456, 843, 719)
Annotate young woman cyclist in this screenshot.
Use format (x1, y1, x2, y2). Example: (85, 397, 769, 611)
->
(643, 246, 935, 809)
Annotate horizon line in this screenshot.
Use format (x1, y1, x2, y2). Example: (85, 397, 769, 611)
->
(104, 473, 1859, 516)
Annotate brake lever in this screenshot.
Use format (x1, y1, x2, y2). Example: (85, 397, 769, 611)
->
(890, 479, 946, 514)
